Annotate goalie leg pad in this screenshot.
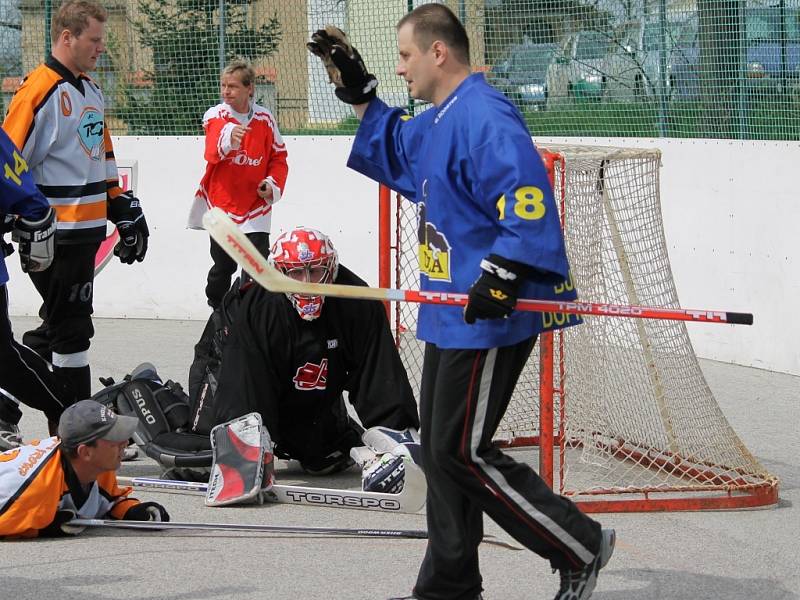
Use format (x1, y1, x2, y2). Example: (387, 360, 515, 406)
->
(205, 413, 273, 507)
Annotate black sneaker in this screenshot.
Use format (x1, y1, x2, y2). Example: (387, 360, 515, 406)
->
(553, 529, 616, 600)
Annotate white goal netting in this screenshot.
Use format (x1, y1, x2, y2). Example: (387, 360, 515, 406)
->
(384, 143, 777, 511)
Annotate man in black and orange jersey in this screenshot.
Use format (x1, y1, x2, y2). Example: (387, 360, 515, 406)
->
(2, 0, 149, 410)
(0, 399, 169, 539)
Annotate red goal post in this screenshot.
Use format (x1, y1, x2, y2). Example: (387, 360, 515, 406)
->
(377, 144, 778, 512)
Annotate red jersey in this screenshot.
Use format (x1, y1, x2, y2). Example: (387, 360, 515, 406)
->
(189, 102, 288, 234)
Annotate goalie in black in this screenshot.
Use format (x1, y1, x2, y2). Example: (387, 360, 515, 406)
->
(189, 226, 421, 492)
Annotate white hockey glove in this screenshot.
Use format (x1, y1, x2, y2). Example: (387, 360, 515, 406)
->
(361, 453, 408, 494)
(12, 206, 56, 272)
(354, 427, 423, 494)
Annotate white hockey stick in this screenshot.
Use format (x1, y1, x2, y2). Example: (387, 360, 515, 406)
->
(202, 207, 753, 325)
(118, 474, 426, 514)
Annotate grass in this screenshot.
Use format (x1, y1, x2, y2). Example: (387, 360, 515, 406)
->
(523, 94, 800, 140)
(280, 94, 800, 140)
(283, 116, 361, 136)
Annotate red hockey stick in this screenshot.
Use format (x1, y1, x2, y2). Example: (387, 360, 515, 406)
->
(202, 208, 753, 326)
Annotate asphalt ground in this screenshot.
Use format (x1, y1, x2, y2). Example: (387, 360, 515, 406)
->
(3, 316, 798, 600)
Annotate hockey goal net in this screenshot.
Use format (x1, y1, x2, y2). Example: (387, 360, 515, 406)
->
(378, 143, 778, 512)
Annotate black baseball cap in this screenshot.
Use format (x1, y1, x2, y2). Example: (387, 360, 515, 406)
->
(58, 399, 139, 449)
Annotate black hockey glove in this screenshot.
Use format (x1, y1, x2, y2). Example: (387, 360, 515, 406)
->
(463, 254, 522, 325)
(1, 215, 14, 258)
(109, 191, 149, 264)
(11, 206, 56, 273)
(307, 26, 378, 105)
(39, 509, 86, 537)
(123, 501, 170, 522)
(0, 214, 14, 234)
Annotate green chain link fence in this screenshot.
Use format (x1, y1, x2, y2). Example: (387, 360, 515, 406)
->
(3, 0, 798, 139)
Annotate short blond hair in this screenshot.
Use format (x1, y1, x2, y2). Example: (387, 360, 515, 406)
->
(222, 59, 256, 88)
(51, 0, 108, 45)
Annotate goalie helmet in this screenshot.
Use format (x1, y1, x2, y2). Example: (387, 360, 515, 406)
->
(269, 227, 339, 321)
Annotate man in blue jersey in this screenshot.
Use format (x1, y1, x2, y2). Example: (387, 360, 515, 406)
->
(308, 5, 614, 600)
(0, 129, 76, 450)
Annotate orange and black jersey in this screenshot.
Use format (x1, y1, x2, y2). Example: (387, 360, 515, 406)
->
(0, 437, 139, 538)
(2, 55, 124, 244)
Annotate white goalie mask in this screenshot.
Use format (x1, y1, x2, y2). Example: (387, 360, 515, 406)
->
(269, 227, 339, 321)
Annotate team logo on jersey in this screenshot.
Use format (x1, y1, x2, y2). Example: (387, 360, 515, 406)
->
(416, 203, 451, 282)
(293, 358, 328, 391)
(77, 106, 104, 161)
(230, 152, 263, 166)
(60, 91, 72, 116)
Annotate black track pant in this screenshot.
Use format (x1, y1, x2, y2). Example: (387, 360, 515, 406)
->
(23, 242, 98, 400)
(0, 285, 75, 424)
(413, 337, 602, 600)
(206, 232, 269, 309)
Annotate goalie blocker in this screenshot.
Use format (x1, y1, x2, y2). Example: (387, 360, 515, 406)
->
(206, 412, 274, 507)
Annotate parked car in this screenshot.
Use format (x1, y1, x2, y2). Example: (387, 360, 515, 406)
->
(602, 18, 693, 100)
(671, 6, 800, 98)
(487, 42, 558, 110)
(548, 30, 614, 102)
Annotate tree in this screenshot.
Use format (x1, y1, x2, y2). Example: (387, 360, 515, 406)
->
(118, 0, 281, 135)
(698, 0, 743, 138)
(484, 0, 613, 63)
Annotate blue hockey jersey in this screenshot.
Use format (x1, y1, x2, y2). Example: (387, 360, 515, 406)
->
(348, 74, 580, 349)
(0, 128, 51, 286)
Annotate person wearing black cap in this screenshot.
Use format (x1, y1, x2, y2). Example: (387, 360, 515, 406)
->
(0, 399, 169, 538)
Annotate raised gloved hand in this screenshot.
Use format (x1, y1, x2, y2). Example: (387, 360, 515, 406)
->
(307, 26, 378, 105)
(11, 206, 56, 272)
(463, 254, 522, 324)
(39, 509, 86, 537)
(109, 191, 149, 264)
(123, 501, 170, 522)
